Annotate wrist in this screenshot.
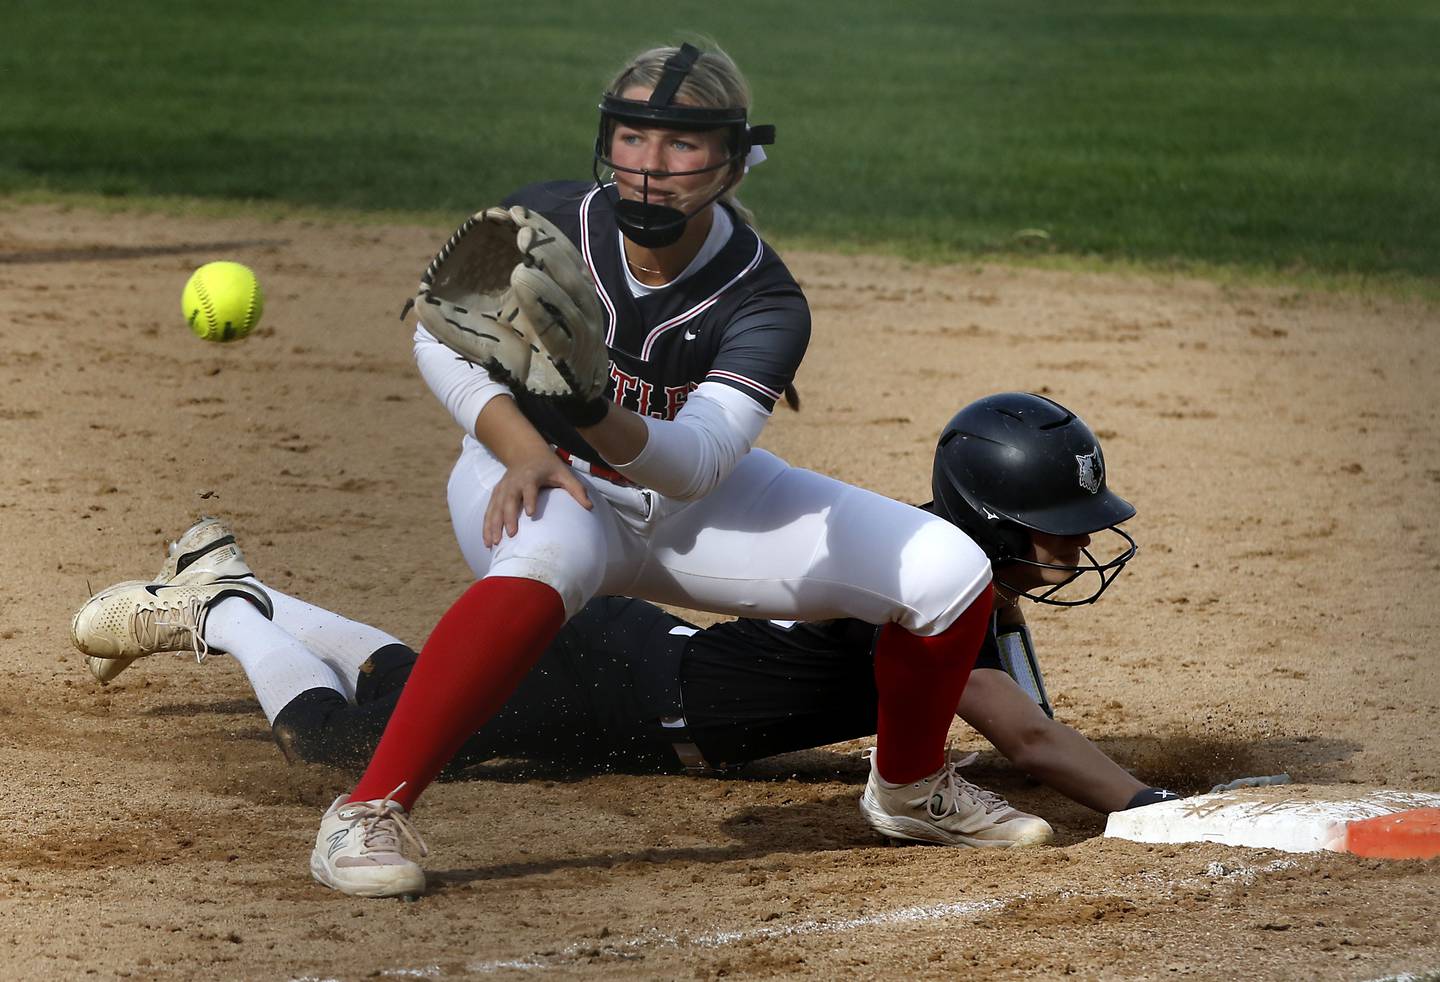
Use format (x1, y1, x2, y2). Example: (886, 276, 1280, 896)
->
(476, 394, 551, 462)
(1123, 787, 1183, 810)
(555, 394, 609, 428)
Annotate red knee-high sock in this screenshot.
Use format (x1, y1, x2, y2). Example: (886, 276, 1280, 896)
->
(349, 576, 566, 810)
(873, 584, 993, 785)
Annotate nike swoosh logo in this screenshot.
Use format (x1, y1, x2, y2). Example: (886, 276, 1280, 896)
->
(146, 577, 247, 596)
(174, 536, 237, 574)
(683, 329, 698, 341)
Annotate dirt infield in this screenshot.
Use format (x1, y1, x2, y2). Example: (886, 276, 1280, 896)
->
(2, 202, 1437, 980)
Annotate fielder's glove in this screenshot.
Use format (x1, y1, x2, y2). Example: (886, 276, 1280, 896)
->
(411, 206, 610, 424)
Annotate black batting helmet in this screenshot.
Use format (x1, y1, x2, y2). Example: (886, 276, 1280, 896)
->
(931, 392, 1137, 605)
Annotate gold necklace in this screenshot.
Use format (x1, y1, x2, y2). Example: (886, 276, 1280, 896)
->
(625, 253, 666, 277)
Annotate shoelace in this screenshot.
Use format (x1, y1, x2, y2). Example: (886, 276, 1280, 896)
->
(943, 752, 1009, 813)
(351, 784, 429, 859)
(134, 596, 212, 664)
(863, 747, 1013, 816)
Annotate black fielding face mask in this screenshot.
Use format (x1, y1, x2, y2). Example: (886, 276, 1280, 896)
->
(594, 133, 743, 249)
(593, 44, 774, 249)
(611, 184, 697, 249)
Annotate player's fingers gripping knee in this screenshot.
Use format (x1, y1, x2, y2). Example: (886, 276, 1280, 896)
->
(486, 490, 609, 618)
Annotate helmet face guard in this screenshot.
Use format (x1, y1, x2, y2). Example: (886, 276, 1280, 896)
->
(994, 526, 1137, 606)
(931, 392, 1138, 607)
(594, 44, 775, 248)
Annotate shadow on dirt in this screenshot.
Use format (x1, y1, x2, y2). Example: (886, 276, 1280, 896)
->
(453, 745, 872, 785)
(1093, 732, 1363, 791)
(144, 698, 263, 717)
(432, 793, 878, 890)
(450, 730, 1361, 795)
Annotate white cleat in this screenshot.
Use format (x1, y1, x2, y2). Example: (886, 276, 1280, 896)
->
(87, 653, 136, 686)
(155, 516, 252, 583)
(81, 582, 149, 685)
(859, 751, 1054, 848)
(71, 578, 272, 663)
(87, 517, 255, 685)
(310, 790, 428, 898)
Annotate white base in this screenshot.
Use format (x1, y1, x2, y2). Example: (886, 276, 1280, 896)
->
(1104, 786, 1440, 853)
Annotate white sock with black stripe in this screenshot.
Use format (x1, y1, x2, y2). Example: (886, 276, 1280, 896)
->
(204, 597, 346, 723)
(253, 585, 407, 701)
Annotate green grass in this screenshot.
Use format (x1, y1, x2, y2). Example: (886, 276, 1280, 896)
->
(3, 1, 1437, 279)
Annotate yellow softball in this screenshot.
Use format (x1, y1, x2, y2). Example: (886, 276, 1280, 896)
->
(182, 261, 264, 342)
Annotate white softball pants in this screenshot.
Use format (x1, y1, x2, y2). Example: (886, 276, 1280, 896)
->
(446, 437, 991, 637)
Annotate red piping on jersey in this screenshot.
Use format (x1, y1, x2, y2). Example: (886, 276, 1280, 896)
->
(636, 236, 764, 360)
(580, 187, 620, 344)
(705, 369, 782, 402)
(581, 185, 767, 360)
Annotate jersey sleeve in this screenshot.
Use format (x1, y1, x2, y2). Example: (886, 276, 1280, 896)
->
(704, 282, 811, 412)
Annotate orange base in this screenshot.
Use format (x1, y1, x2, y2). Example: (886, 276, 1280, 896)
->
(1343, 807, 1440, 859)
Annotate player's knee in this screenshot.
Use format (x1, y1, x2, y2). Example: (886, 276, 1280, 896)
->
(483, 501, 608, 617)
(487, 552, 605, 619)
(899, 518, 992, 635)
(1003, 720, 1061, 774)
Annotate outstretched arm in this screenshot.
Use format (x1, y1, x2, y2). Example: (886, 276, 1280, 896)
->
(957, 668, 1147, 813)
(580, 382, 770, 501)
(475, 395, 593, 547)
(414, 322, 593, 546)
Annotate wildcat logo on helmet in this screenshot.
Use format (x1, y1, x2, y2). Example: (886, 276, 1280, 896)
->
(1076, 451, 1103, 494)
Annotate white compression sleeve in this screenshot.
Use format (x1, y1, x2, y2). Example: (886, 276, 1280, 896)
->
(203, 598, 346, 724)
(612, 382, 770, 500)
(414, 323, 512, 437)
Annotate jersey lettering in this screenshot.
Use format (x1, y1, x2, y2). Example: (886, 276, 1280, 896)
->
(610, 365, 641, 409)
(609, 366, 700, 419)
(636, 379, 657, 418)
(663, 383, 697, 419)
